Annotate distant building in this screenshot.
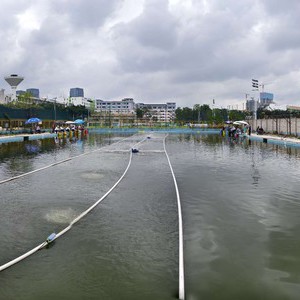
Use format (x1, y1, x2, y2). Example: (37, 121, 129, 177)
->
(70, 88, 84, 98)
(136, 102, 176, 123)
(68, 96, 92, 107)
(95, 98, 135, 113)
(16, 90, 26, 95)
(0, 89, 5, 103)
(260, 92, 274, 106)
(27, 88, 40, 99)
(287, 105, 300, 111)
(4, 74, 24, 102)
(68, 87, 92, 107)
(246, 99, 258, 112)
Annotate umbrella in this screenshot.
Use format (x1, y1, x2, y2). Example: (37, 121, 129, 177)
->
(74, 119, 85, 125)
(225, 120, 233, 124)
(25, 117, 42, 124)
(233, 120, 249, 126)
(65, 121, 75, 124)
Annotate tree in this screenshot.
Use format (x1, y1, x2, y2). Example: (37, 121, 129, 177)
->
(136, 108, 144, 119)
(175, 107, 193, 123)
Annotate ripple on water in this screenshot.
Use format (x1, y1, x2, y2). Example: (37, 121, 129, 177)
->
(45, 208, 78, 224)
(80, 172, 105, 180)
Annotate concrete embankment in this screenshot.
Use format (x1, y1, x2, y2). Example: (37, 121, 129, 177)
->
(0, 132, 57, 144)
(249, 133, 300, 147)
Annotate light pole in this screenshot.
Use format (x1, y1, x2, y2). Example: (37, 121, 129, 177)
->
(87, 99, 93, 126)
(251, 80, 259, 121)
(53, 97, 57, 123)
(212, 99, 215, 124)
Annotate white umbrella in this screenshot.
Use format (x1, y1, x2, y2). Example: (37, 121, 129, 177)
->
(233, 121, 249, 126)
(65, 121, 75, 124)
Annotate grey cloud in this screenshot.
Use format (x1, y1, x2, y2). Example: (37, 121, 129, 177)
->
(263, 15, 300, 51)
(260, 0, 300, 15)
(113, 0, 178, 53)
(1, 0, 300, 107)
(50, 0, 121, 30)
(112, 0, 262, 81)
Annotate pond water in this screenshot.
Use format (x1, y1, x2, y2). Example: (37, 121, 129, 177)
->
(1, 132, 300, 299)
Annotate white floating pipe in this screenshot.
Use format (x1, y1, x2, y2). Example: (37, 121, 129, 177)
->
(163, 134, 185, 300)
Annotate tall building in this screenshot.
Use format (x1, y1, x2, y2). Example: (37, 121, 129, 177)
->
(27, 88, 40, 99)
(246, 99, 258, 112)
(70, 88, 84, 97)
(16, 90, 26, 95)
(260, 92, 274, 106)
(0, 89, 5, 103)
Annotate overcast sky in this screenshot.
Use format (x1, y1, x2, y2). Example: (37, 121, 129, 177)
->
(1, 0, 300, 109)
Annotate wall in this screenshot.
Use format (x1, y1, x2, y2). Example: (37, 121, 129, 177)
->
(249, 117, 300, 136)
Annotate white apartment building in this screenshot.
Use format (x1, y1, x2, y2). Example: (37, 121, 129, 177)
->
(136, 102, 176, 122)
(95, 98, 135, 113)
(68, 97, 93, 107)
(94, 98, 176, 123)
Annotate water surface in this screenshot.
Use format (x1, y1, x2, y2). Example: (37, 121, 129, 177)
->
(1, 133, 300, 299)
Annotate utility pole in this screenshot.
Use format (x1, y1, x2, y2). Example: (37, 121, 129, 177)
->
(212, 99, 215, 123)
(54, 97, 57, 122)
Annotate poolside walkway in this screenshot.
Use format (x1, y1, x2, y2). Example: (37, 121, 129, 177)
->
(249, 132, 300, 147)
(0, 132, 57, 144)
(1, 130, 300, 147)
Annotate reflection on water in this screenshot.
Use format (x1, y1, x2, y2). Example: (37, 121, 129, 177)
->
(1, 133, 300, 299)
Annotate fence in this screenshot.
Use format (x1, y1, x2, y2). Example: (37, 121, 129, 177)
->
(249, 117, 300, 136)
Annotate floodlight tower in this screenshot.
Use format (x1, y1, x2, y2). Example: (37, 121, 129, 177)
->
(4, 74, 24, 101)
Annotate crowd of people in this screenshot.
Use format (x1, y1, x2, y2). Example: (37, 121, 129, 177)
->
(51, 123, 88, 138)
(220, 124, 265, 138)
(220, 125, 251, 138)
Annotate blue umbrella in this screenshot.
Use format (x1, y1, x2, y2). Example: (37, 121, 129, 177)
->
(74, 119, 85, 125)
(25, 117, 42, 124)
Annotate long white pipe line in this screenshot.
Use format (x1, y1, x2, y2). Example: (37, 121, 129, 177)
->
(0, 158, 72, 184)
(0, 134, 139, 185)
(0, 134, 149, 272)
(0, 149, 134, 272)
(163, 134, 185, 300)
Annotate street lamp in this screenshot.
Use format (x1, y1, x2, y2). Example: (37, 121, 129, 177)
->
(87, 99, 93, 126)
(53, 97, 57, 122)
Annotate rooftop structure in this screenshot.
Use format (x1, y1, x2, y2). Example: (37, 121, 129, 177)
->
(70, 88, 84, 98)
(260, 92, 274, 107)
(27, 88, 40, 99)
(4, 74, 24, 102)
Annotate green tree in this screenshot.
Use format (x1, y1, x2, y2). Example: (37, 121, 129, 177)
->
(136, 108, 144, 119)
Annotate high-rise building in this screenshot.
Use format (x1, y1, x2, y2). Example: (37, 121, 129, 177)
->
(70, 88, 84, 97)
(260, 92, 274, 106)
(246, 99, 258, 112)
(16, 90, 26, 95)
(27, 88, 40, 99)
(0, 89, 5, 103)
